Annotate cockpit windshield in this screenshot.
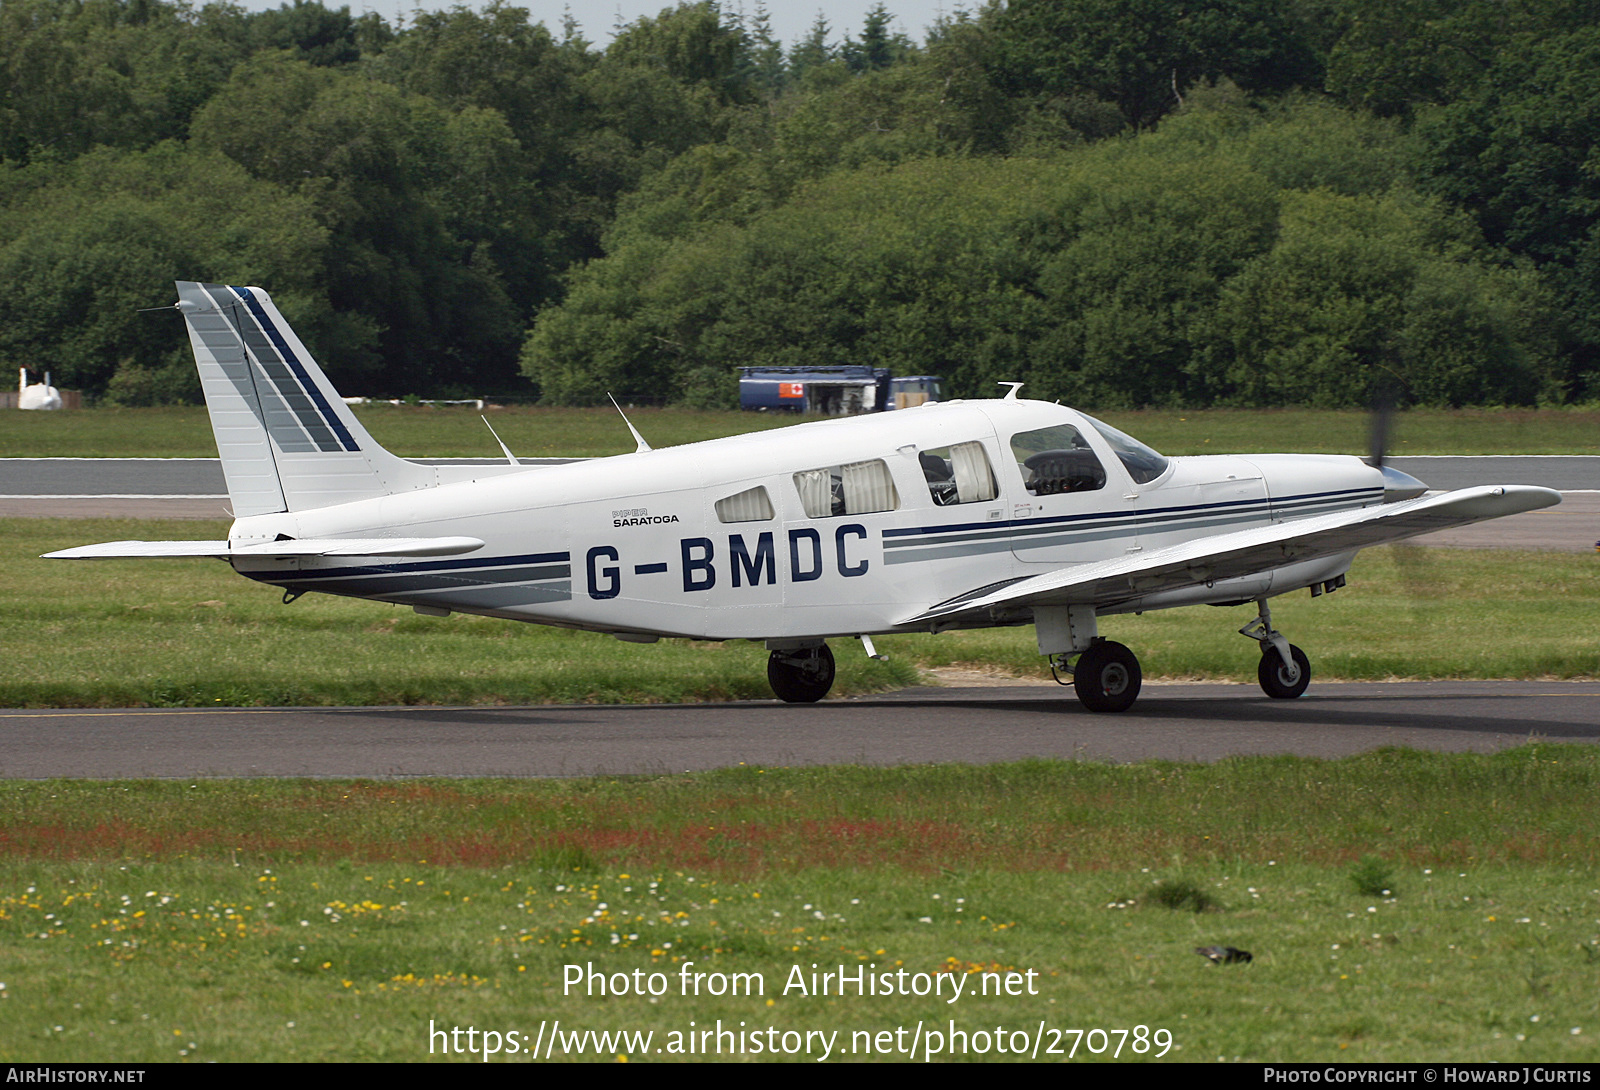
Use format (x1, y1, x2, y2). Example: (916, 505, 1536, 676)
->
(1080, 414, 1170, 485)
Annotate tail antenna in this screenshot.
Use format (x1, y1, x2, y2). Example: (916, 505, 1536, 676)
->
(480, 415, 519, 465)
(608, 394, 652, 453)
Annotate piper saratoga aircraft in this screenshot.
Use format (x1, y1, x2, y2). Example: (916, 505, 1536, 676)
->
(46, 282, 1561, 712)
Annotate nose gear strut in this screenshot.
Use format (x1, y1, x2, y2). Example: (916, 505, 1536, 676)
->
(1240, 597, 1311, 699)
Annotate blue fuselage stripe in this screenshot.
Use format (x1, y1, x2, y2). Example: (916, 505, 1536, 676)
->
(262, 551, 571, 583)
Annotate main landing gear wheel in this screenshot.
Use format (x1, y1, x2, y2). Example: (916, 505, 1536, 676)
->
(1258, 644, 1311, 699)
(1073, 640, 1142, 713)
(768, 644, 836, 703)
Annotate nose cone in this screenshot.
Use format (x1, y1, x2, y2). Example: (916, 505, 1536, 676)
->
(1379, 464, 1428, 502)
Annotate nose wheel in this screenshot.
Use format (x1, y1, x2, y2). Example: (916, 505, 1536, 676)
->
(768, 644, 836, 703)
(1072, 639, 1142, 713)
(1257, 643, 1311, 699)
(1241, 598, 1311, 699)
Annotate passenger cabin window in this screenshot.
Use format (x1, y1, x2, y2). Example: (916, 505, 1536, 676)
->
(715, 485, 774, 523)
(793, 460, 899, 518)
(1009, 423, 1107, 495)
(920, 441, 997, 506)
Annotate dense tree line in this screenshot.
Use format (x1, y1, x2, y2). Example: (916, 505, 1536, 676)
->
(1, 0, 1596, 407)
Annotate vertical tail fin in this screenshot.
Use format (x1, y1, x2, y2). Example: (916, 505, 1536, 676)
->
(176, 281, 433, 515)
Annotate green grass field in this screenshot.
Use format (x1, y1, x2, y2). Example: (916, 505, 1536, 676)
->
(1, 404, 1598, 458)
(5, 519, 1596, 708)
(2, 753, 1598, 1062)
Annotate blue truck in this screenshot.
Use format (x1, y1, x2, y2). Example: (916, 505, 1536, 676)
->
(737, 366, 942, 414)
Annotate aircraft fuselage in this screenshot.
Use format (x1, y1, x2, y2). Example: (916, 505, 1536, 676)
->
(227, 399, 1381, 642)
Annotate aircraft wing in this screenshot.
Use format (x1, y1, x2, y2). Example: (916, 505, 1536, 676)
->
(43, 537, 485, 560)
(901, 485, 1561, 626)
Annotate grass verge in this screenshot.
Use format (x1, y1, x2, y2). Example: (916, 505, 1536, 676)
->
(6, 520, 1595, 707)
(2, 751, 1597, 1062)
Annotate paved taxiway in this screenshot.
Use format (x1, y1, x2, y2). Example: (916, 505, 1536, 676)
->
(2, 681, 1595, 779)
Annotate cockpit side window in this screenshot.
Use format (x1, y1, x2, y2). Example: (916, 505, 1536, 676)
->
(715, 485, 774, 523)
(793, 459, 899, 518)
(1009, 423, 1107, 495)
(920, 441, 998, 506)
(1081, 414, 1170, 484)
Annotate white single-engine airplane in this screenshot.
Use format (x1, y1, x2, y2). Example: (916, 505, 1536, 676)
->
(47, 282, 1561, 712)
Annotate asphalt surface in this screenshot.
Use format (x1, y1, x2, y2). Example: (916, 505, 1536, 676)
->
(1387, 455, 1597, 491)
(0, 456, 573, 496)
(2, 681, 1595, 779)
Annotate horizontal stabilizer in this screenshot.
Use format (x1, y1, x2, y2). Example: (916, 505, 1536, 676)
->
(903, 484, 1561, 626)
(43, 541, 231, 559)
(45, 537, 484, 560)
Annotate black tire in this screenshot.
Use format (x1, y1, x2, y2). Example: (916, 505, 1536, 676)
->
(768, 644, 836, 703)
(1073, 640, 1142, 713)
(1258, 643, 1311, 699)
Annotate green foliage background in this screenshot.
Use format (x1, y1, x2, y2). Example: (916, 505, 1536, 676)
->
(2, 0, 1596, 407)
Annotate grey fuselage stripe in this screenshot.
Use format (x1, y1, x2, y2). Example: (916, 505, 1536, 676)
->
(332, 583, 575, 610)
